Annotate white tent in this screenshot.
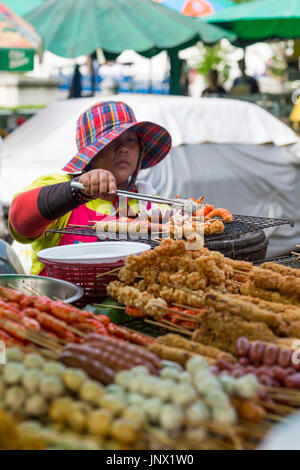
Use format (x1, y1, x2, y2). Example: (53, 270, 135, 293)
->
(2, 94, 300, 257)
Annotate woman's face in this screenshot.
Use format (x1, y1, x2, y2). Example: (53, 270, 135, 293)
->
(91, 129, 140, 185)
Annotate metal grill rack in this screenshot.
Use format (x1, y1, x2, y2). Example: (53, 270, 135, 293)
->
(46, 214, 294, 245)
(256, 254, 300, 270)
(206, 214, 293, 242)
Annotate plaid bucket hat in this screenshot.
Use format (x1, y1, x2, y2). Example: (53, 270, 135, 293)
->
(62, 101, 172, 174)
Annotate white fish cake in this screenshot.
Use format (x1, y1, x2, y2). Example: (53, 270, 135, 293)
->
(118, 222, 129, 234)
(95, 221, 108, 232)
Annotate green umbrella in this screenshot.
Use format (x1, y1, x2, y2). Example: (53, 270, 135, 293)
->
(26, 0, 235, 58)
(2, 0, 45, 17)
(0, 2, 41, 71)
(206, 0, 300, 44)
(26, 0, 235, 94)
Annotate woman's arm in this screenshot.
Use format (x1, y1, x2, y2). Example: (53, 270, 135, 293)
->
(9, 181, 84, 238)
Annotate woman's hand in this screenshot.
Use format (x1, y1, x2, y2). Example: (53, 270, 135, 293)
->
(78, 169, 117, 200)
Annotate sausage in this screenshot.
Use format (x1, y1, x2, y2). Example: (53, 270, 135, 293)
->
(65, 343, 158, 375)
(64, 344, 131, 372)
(244, 365, 257, 375)
(236, 337, 250, 357)
(263, 345, 279, 366)
(84, 340, 160, 371)
(238, 358, 251, 367)
(271, 366, 290, 384)
(284, 373, 300, 389)
(59, 351, 115, 384)
(278, 349, 292, 368)
(85, 334, 161, 368)
(258, 375, 273, 387)
(249, 341, 265, 365)
(256, 366, 274, 379)
(215, 359, 234, 371)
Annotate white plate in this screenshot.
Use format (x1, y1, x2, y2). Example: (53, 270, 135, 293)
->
(37, 241, 151, 265)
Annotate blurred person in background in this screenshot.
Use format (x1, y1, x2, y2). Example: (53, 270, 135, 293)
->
(202, 69, 226, 97)
(68, 64, 82, 99)
(231, 58, 259, 95)
(180, 59, 190, 96)
(87, 51, 99, 97)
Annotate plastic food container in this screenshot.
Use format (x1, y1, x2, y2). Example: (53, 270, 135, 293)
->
(37, 242, 151, 303)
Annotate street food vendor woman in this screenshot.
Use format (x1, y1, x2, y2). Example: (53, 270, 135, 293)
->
(8, 101, 172, 276)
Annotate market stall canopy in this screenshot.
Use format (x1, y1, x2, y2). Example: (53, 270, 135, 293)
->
(206, 0, 300, 44)
(25, 0, 236, 58)
(2, 0, 45, 17)
(2, 95, 300, 257)
(0, 2, 41, 71)
(153, 0, 235, 17)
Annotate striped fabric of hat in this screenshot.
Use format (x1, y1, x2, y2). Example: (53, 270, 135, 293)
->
(63, 101, 172, 173)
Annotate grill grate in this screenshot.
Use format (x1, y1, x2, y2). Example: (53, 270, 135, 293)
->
(46, 214, 293, 245)
(256, 254, 300, 269)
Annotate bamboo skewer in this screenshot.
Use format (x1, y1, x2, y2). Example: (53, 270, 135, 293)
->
(167, 283, 204, 300)
(160, 318, 194, 332)
(93, 303, 126, 310)
(232, 269, 251, 276)
(96, 267, 122, 278)
(172, 303, 206, 313)
(257, 400, 295, 415)
(68, 224, 94, 228)
(265, 412, 285, 422)
(145, 318, 192, 336)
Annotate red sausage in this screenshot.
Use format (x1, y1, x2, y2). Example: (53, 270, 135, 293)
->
(238, 358, 251, 367)
(215, 359, 234, 371)
(86, 334, 161, 367)
(249, 341, 265, 365)
(263, 345, 279, 366)
(59, 350, 115, 384)
(244, 365, 257, 375)
(258, 375, 273, 387)
(271, 366, 290, 384)
(284, 373, 300, 389)
(271, 380, 281, 388)
(236, 337, 250, 357)
(278, 349, 292, 368)
(256, 366, 274, 379)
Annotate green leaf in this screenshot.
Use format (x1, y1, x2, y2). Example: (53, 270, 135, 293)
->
(85, 297, 131, 324)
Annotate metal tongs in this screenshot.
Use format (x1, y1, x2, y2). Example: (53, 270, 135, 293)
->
(70, 181, 198, 214)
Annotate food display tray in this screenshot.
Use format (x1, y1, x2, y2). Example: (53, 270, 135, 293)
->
(46, 214, 294, 245)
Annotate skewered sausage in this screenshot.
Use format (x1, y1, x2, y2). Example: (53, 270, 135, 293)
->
(249, 341, 265, 365)
(263, 345, 279, 366)
(85, 334, 160, 367)
(236, 337, 250, 357)
(278, 349, 292, 368)
(59, 351, 115, 385)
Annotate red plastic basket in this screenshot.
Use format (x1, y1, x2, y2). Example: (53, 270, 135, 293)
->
(39, 258, 124, 305)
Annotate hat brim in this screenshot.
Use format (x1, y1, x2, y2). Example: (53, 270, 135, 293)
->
(62, 121, 171, 174)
